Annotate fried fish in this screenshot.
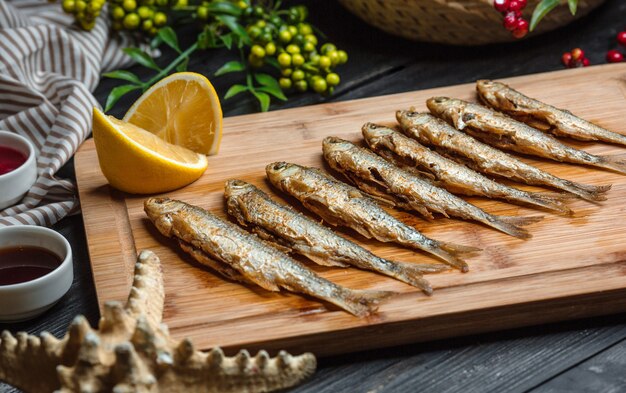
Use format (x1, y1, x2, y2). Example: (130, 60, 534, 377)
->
(144, 197, 393, 317)
(396, 110, 610, 202)
(362, 123, 572, 215)
(322, 137, 541, 239)
(477, 80, 626, 146)
(427, 97, 626, 174)
(225, 180, 446, 294)
(266, 162, 479, 272)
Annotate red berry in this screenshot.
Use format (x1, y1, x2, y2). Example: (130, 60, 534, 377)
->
(512, 19, 529, 38)
(509, 0, 523, 11)
(617, 31, 626, 46)
(582, 58, 590, 67)
(517, 0, 527, 7)
(571, 48, 584, 61)
(494, 0, 509, 12)
(606, 49, 624, 63)
(561, 52, 573, 67)
(503, 12, 518, 31)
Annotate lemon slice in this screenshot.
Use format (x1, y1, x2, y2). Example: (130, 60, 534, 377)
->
(92, 108, 208, 194)
(123, 72, 223, 156)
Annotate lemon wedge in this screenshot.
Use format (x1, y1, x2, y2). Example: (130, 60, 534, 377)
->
(123, 72, 223, 156)
(92, 108, 208, 194)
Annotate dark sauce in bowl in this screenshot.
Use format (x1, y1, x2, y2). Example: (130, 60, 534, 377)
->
(0, 246, 62, 286)
(0, 145, 27, 176)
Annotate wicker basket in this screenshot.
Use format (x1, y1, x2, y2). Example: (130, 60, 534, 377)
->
(337, 0, 607, 45)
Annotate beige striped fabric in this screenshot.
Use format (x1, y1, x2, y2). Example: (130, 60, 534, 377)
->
(0, 0, 138, 227)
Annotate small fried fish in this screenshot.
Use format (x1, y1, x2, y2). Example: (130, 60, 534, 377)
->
(322, 137, 541, 239)
(427, 97, 626, 174)
(225, 180, 447, 294)
(396, 110, 610, 202)
(144, 197, 393, 317)
(477, 80, 626, 146)
(266, 162, 478, 272)
(362, 123, 572, 215)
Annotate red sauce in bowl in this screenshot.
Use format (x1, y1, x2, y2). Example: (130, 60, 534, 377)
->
(0, 246, 62, 286)
(0, 145, 27, 175)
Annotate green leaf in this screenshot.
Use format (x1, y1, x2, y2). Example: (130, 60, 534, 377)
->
(105, 84, 141, 112)
(530, 0, 559, 31)
(215, 60, 245, 76)
(257, 86, 287, 101)
(176, 57, 189, 72)
(254, 73, 286, 100)
(197, 25, 218, 49)
(206, 2, 242, 16)
(568, 0, 578, 15)
(217, 15, 249, 44)
(102, 70, 143, 85)
(224, 84, 249, 99)
(150, 34, 163, 49)
(220, 33, 233, 50)
(158, 26, 180, 53)
(252, 91, 271, 112)
(123, 47, 161, 71)
(265, 57, 280, 70)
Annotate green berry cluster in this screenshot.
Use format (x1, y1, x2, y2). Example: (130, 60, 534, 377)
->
(109, 0, 182, 34)
(242, 4, 347, 95)
(61, 0, 106, 30)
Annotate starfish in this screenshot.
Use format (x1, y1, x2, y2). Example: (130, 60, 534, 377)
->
(0, 250, 316, 392)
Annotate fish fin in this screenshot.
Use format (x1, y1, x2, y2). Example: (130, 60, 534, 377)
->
(304, 253, 350, 268)
(392, 262, 450, 296)
(251, 226, 295, 254)
(563, 180, 611, 201)
(537, 191, 578, 201)
(177, 240, 251, 285)
(498, 215, 543, 227)
(490, 215, 543, 240)
(526, 192, 574, 215)
(339, 289, 396, 317)
(599, 154, 626, 175)
(409, 263, 452, 274)
(395, 200, 435, 220)
(439, 241, 482, 256)
(386, 263, 434, 295)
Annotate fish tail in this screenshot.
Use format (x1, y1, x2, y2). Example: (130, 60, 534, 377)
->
(426, 246, 471, 273)
(564, 180, 611, 201)
(439, 241, 482, 255)
(598, 153, 626, 174)
(488, 215, 543, 239)
(408, 263, 452, 274)
(525, 192, 574, 215)
(338, 289, 396, 317)
(384, 262, 436, 295)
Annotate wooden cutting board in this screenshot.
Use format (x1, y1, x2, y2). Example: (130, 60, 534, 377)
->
(75, 64, 626, 357)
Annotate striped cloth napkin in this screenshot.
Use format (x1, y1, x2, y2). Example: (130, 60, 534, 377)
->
(0, 0, 139, 227)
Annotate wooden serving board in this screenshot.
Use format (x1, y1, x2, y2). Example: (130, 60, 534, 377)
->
(75, 64, 626, 357)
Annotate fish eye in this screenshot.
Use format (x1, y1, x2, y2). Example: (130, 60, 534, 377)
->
(432, 97, 447, 103)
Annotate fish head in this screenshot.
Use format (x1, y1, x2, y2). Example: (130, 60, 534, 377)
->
(224, 179, 255, 200)
(144, 198, 185, 236)
(266, 162, 303, 190)
(322, 136, 355, 155)
(396, 109, 432, 129)
(426, 97, 465, 127)
(476, 80, 505, 104)
(361, 123, 396, 148)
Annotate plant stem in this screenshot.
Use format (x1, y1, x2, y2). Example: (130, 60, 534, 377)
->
(145, 42, 199, 88)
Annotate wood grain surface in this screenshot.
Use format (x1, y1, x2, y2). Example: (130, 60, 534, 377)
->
(74, 63, 626, 357)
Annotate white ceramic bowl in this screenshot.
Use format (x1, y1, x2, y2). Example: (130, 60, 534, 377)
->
(0, 131, 37, 210)
(0, 226, 73, 322)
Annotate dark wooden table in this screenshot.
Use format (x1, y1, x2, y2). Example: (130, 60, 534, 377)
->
(3, 1, 626, 391)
